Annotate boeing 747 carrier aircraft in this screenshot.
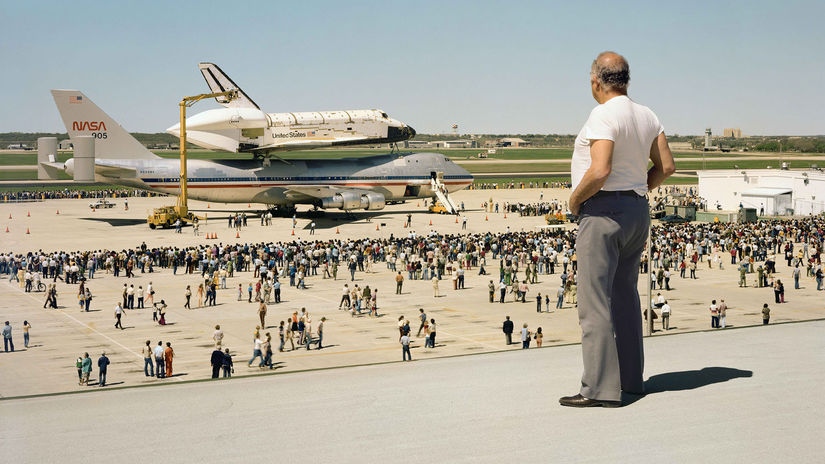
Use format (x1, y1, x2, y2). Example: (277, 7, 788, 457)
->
(44, 90, 472, 213)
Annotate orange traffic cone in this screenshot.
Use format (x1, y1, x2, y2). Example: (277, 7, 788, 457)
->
(247, 203, 251, 208)
(26, 228, 30, 234)
(504, 213, 507, 219)
(214, 233, 218, 240)
(27, 211, 30, 217)
(429, 219, 432, 226)
(56, 210, 60, 215)
(4, 226, 8, 233)
(417, 202, 420, 207)
(291, 229, 295, 236)
(236, 231, 240, 238)
(455, 216, 458, 223)
(336, 227, 340, 234)
(485, 215, 488, 221)
(92, 207, 95, 212)
(207, 204, 210, 208)
(8, 213, 11, 219)
(376, 224, 380, 231)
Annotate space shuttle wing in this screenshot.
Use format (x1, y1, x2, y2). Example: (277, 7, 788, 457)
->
(249, 136, 372, 153)
(94, 164, 138, 179)
(283, 185, 372, 201)
(38, 161, 66, 179)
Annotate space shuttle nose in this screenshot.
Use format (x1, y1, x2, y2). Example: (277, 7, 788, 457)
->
(406, 126, 416, 138)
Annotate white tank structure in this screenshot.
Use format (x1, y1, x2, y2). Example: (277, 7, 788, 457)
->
(166, 63, 415, 154)
(69, 135, 95, 183)
(37, 137, 57, 180)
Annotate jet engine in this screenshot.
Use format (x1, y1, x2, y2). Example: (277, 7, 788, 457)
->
(320, 191, 385, 211)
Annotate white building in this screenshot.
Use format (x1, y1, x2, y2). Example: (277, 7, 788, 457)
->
(698, 169, 825, 216)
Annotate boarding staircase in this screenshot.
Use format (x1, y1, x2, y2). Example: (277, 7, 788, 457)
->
(431, 172, 460, 214)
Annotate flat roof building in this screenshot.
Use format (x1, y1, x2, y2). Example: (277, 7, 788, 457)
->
(698, 169, 825, 216)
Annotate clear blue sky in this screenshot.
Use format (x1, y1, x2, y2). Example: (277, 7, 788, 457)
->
(2, 0, 823, 135)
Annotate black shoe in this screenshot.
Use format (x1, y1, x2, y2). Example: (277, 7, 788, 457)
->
(559, 393, 621, 408)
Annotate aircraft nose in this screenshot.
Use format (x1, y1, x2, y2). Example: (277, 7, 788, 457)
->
(405, 125, 416, 138)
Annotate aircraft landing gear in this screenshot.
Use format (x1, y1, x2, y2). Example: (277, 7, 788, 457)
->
(267, 205, 297, 218)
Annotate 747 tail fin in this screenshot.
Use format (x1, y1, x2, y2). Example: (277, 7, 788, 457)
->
(50, 90, 159, 159)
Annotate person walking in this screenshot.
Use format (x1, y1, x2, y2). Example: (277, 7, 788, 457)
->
(401, 333, 412, 361)
(560, 51, 675, 408)
(97, 352, 110, 387)
(141, 340, 154, 377)
(164, 342, 174, 377)
(248, 336, 265, 367)
(428, 319, 437, 348)
(762, 304, 771, 325)
(416, 308, 427, 337)
(154, 341, 165, 378)
(317, 317, 325, 350)
(114, 303, 125, 330)
(660, 300, 671, 331)
(502, 316, 514, 345)
(262, 333, 273, 369)
(184, 285, 192, 309)
(536, 293, 542, 313)
(3, 321, 14, 352)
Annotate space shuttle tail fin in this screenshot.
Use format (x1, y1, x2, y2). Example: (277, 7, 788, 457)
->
(198, 62, 260, 110)
(50, 90, 159, 159)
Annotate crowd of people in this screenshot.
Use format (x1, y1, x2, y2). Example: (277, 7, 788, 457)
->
(1, 188, 161, 202)
(470, 181, 571, 190)
(2, 211, 823, 385)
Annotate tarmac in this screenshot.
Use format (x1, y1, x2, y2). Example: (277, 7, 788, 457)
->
(0, 188, 823, 398)
(2, 319, 823, 463)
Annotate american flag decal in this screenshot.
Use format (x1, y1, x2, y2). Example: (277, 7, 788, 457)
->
(69, 96, 83, 104)
(307, 131, 316, 136)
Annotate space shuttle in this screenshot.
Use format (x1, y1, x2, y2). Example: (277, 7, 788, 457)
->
(166, 62, 416, 154)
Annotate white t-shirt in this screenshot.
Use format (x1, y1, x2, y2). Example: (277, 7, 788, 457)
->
(571, 95, 663, 195)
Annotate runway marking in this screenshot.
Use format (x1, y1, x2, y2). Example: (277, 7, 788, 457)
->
(5, 281, 143, 360)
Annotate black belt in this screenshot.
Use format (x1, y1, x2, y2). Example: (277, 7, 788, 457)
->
(590, 190, 643, 200)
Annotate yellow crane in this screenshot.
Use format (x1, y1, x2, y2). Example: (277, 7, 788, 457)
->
(148, 89, 238, 229)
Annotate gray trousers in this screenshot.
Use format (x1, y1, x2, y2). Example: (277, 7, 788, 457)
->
(576, 193, 649, 401)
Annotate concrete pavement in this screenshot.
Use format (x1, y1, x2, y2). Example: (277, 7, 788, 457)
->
(2, 319, 823, 463)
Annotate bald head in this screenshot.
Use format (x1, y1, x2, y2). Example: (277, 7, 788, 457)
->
(591, 51, 630, 93)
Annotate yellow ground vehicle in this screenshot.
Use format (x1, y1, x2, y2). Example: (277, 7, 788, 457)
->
(428, 201, 448, 214)
(545, 213, 567, 225)
(148, 89, 237, 229)
(148, 206, 199, 229)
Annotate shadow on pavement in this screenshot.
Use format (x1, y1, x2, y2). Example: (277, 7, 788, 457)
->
(624, 367, 753, 405)
(645, 367, 753, 393)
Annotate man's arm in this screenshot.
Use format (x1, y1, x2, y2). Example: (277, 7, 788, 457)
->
(569, 139, 614, 215)
(647, 132, 676, 190)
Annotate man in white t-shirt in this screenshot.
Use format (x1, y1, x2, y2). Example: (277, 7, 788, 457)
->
(560, 51, 675, 408)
